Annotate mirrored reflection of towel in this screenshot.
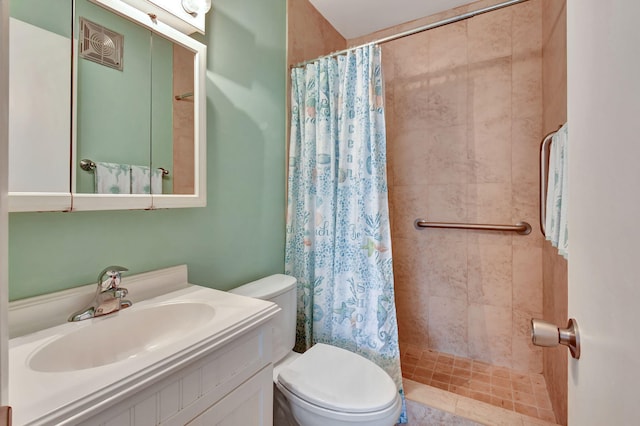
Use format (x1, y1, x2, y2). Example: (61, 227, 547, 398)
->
(151, 168, 163, 194)
(95, 162, 130, 194)
(130, 165, 152, 194)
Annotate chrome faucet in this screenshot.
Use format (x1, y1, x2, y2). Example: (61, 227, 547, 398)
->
(69, 266, 132, 322)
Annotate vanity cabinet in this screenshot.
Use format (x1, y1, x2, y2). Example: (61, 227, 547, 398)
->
(8, 0, 207, 212)
(8, 266, 279, 426)
(78, 325, 273, 426)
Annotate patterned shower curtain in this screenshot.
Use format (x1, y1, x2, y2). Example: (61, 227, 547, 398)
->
(285, 45, 406, 423)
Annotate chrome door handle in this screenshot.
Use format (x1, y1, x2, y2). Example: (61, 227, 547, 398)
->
(531, 318, 580, 359)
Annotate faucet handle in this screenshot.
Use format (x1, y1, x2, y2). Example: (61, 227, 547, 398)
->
(98, 265, 129, 291)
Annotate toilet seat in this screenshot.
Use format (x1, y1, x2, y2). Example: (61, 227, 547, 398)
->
(277, 343, 399, 415)
(276, 381, 403, 425)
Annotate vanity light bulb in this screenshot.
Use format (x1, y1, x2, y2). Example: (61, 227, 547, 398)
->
(182, 0, 211, 15)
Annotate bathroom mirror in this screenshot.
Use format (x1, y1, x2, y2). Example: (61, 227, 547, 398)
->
(7, 0, 73, 211)
(8, 0, 206, 212)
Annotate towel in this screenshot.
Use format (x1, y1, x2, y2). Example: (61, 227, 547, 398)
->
(95, 162, 131, 194)
(130, 165, 152, 194)
(130, 165, 164, 194)
(545, 123, 569, 259)
(151, 168, 163, 194)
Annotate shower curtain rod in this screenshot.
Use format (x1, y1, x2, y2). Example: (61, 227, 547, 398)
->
(292, 0, 530, 69)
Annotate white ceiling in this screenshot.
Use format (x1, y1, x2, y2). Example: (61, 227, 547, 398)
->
(309, 0, 476, 39)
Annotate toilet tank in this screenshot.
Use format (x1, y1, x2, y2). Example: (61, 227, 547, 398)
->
(229, 274, 297, 363)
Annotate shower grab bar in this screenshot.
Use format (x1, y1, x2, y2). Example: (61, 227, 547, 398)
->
(414, 219, 532, 235)
(174, 91, 193, 100)
(539, 126, 563, 236)
(80, 159, 170, 176)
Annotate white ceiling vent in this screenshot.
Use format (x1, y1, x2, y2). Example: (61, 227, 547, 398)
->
(79, 17, 124, 71)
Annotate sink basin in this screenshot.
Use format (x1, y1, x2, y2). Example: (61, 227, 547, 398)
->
(28, 302, 215, 372)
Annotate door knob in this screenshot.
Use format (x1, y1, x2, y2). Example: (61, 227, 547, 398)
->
(531, 318, 580, 359)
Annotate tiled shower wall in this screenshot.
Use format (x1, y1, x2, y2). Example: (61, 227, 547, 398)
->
(359, 0, 546, 374)
(287, 0, 345, 66)
(542, 0, 568, 423)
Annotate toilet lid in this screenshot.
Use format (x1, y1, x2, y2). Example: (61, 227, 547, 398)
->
(277, 343, 398, 413)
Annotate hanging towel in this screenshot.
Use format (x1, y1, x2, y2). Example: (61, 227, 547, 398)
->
(130, 165, 152, 194)
(151, 168, 163, 194)
(545, 123, 569, 259)
(95, 162, 131, 194)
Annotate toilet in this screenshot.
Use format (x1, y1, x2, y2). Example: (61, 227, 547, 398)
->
(230, 274, 402, 426)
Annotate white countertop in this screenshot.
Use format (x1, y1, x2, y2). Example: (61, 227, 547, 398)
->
(9, 280, 278, 425)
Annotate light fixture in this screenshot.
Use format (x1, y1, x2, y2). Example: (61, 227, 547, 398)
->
(182, 0, 211, 16)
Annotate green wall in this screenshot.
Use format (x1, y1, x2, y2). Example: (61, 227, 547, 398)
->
(8, 0, 287, 300)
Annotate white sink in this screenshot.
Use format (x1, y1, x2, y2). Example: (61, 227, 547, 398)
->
(9, 267, 281, 426)
(28, 302, 215, 372)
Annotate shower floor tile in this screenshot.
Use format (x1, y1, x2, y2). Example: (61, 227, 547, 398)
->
(400, 345, 557, 423)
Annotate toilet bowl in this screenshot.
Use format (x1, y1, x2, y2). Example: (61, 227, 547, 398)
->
(230, 275, 402, 426)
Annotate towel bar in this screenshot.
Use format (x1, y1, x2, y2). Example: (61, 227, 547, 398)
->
(414, 219, 532, 235)
(540, 126, 563, 236)
(80, 159, 170, 176)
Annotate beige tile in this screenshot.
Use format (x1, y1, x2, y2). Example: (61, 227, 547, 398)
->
(512, 53, 543, 120)
(428, 296, 469, 356)
(467, 119, 512, 184)
(468, 304, 513, 367)
(431, 380, 450, 391)
(467, 6, 513, 63)
(454, 358, 473, 370)
(426, 183, 468, 222)
(492, 383, 513, 400)
(420, 349, 440, 362)
(391, 237, 428, 285)
(492, 366, 512, 379)
(429, 21, 468, 73)
(512, 117, 543, 185)
(514, 402, 538, 417)
(287, 0, 345, 65)
(391, 31, 430, 80)
(389, 183, 430, 238)
(470, 391, 492, 405)
(428, 70, 469, 128)
(469, 379, 491, 393)
(535, 392, 553, 411)
(512, 181, 541, 248)
(468, 243, 513, 308)
(380, 45, 396, 82)
(450, 385, 472, 398)
(467, 183, 513, 224)
(426, 238, 468, 301)
(513, 246, 543, 313)
(394, 80, 431, 133)
(512, 0, 543, 57)
(513, 388, 536, 405)
(491, 396, 515, 410)
(512, 334, 543, 374)
(522, 416, 560, 426)
(468, 57, 512, 124)
(471, 371, 491, 383)
(537, 408, 558, 423)
(455, 395, 524, 426)
(426, 125, 470, 185)
(390, 129, 430, 186)
(432, 371, 452, 384)
(451, 374, 471, 385)
(471, 360, 492, 374)
(403, 378, 459, 413)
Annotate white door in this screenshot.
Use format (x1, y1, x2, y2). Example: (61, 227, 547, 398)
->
(567, 0, 640, 424)
(0, 0, 10, 410)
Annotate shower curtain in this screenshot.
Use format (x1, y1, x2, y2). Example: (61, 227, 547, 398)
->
(285, 45, 406, 423)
